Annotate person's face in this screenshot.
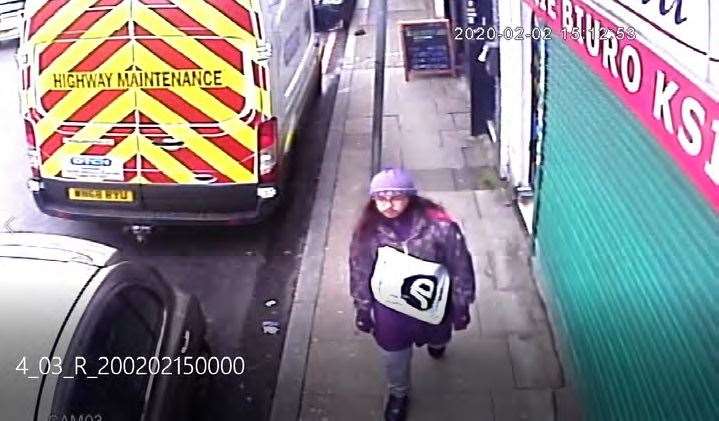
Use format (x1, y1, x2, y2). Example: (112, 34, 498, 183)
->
(373, 192, 410, 219)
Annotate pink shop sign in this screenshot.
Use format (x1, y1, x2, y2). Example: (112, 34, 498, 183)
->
(526, 0, 719, 212)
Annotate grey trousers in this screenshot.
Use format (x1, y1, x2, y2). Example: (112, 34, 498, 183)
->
(379, 343, 447, 398)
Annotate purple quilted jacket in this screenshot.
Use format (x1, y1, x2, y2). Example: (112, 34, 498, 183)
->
(349, 206, 476, 351)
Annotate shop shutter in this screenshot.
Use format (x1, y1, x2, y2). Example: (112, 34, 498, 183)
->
(534, 39, 719, 421)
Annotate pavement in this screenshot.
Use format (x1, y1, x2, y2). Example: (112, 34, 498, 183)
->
(271, 0, 583, 420)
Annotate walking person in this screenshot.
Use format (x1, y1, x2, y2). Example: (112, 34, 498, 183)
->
(349, 168, 476, 421)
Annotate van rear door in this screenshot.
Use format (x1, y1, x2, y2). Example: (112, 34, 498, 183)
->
(25, 0, 273, 216)
(29, 1, 142, 187)
(130, 1, 270, 211)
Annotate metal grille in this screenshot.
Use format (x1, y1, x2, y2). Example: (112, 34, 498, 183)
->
(535, 39, 719, 421)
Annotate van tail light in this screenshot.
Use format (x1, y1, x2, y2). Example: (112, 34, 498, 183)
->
(25, 119, 40, 179)
(258, 118, 278, 183)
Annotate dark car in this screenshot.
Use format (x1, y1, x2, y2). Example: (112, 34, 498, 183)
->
(313, 0, 353, 31)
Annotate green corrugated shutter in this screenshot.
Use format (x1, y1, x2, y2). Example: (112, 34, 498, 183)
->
(535, 39, 719, 421)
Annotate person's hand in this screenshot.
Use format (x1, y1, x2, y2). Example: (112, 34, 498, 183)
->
(452, 305, 470, 330)
(355, 309, 374, 333)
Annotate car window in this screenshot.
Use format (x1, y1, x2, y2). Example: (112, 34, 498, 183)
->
(50, 285, 165, 421)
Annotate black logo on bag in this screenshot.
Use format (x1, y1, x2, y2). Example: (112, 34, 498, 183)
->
(401, 275, 438, 311)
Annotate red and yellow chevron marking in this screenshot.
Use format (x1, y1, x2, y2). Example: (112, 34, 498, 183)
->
(24, 0, 270, 186)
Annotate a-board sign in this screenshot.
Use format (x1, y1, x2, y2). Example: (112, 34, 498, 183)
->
(399, 19, 456, 81)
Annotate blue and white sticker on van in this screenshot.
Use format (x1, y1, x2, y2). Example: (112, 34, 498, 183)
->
(62, 155, 125, 182)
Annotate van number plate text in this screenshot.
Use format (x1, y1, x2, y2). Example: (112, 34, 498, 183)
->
(68, 188, 134, 202)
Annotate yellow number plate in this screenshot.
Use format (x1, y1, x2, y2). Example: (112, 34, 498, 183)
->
(68, 188, 134, 202)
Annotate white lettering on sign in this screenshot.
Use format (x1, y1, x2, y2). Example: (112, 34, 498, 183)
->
(533, 0, 558, 20)
(601, 31, 620, 78)
(677, 97, 706, 157)
(561, 2, 644, 89)
(620, 45, 642, 93)
(653, 71, 679, 133)
(548, 0, 558, 20)
(585, 15, 601, 57)
(525, 0, 719, 210)
(705, 122, 719, 184)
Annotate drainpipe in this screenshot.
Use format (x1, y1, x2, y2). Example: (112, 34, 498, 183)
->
(371, 0, 387, 175)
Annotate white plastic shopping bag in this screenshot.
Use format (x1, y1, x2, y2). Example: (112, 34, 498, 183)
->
(370, 246, 450, 325)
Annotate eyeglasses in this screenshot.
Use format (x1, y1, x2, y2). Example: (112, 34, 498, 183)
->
(373, 194, 408, 204)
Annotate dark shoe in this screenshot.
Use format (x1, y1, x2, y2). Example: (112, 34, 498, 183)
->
(384, 395, 409, 421)
(428, 345, 446, 359)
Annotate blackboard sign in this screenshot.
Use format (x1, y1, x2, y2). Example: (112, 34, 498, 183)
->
(399, 19, 456, 81)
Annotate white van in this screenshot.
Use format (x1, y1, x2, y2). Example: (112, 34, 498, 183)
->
(19, 0, 336, 225)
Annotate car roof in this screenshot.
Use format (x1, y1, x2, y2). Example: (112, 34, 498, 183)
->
(0, 234, 117, 420)
(0, 233, 117, 266)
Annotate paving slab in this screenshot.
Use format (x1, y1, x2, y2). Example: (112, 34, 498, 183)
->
(424, 190, 482, 224)
(347, 70, 374, 118)
(311, 302, 356, 342)
(381, 123, 404, 167)
(440, 128, 477, 148)
(487, 240, 534, 292)
(399, 110, 455, 132)
(353, 29, 376, 54)
(478, 290, 541, 336)
(300, 392, 384, 421)
(475, 252, 497, 294)
(304, 337, 385, 395)
(435, 96, 472, 114)
(431, 77, 472, 101)
(342, 133, 372, 151)
(348, 95, 374, 118)
(453, 166, 501, 190)
(461, 141, 499, 167)
(406, 143, 465, 171)
(394, 74, 434, 101)
(474, 190, 516, 220)
(344, 117, 373, 135)
(412, 338, 515, 394)
(386, 51, 406, 69)
(400, 131, 450, 170)
(508, 332, 564, 389)
(408, 392, 493, 421)
(335, 149, 370, 195)
(411, 168, 456, 191)
(451, 112, 472, 130)
(492, 389, 555, 421)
